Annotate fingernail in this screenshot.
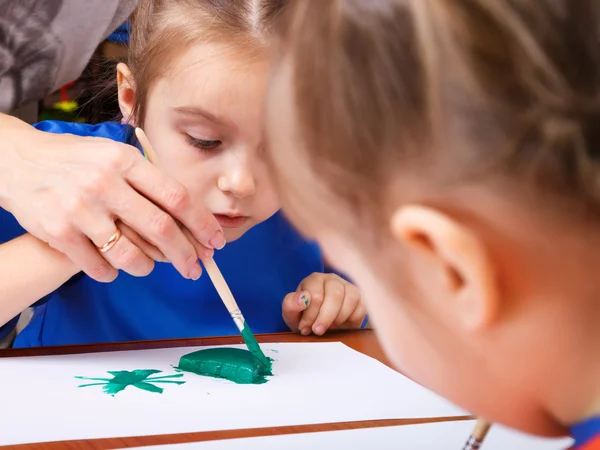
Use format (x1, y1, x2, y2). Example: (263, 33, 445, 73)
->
(209, 230, 226, 250)
(189, 261, 202, 280)
(300, 328, 311, 336)
(298, 293, 309, 308)
(313, 325, 325, 335)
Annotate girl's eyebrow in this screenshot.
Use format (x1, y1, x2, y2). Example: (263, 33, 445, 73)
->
(172, 106, 223, 124)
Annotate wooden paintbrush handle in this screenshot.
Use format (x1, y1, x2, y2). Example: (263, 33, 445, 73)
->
(135, 128, 241, 316)
(201, 257, 240, 314)
(473, 420, 491, 441)
(463, 420, 491, 450)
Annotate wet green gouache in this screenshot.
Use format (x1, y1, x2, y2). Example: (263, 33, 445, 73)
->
(240, 321, 272, 371)
(75, 369, 185, 396)
(177, 347, 273, 384)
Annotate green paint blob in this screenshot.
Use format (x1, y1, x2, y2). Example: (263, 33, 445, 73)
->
(75, 369, 185, 396)
(240, 321, 272, 371)
(177, 347, 273, 384)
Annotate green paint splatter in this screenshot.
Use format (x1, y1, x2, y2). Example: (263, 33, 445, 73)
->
(177, 347, 273, 384)
(240, 321, 272, 372)
(75, 369, 185, 396)
(270, 349, 279, 353)
(301, 294, 309, 307)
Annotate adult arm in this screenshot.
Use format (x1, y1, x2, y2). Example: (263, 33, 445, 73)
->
(0, 113, 224, 282)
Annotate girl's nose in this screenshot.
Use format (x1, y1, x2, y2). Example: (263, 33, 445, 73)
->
(217, 165, 256, 198)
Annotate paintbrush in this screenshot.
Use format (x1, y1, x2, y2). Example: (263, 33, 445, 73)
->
(134, 127, 271, 370)
(462, 419, 492, 450)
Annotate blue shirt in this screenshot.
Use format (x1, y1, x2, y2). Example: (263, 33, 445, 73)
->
(570, 417, 600, 449)
(0, 121, 328, 347)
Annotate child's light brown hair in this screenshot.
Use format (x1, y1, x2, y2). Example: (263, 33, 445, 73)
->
(128, 0, 287, 124)
(269, 0, 600, 239)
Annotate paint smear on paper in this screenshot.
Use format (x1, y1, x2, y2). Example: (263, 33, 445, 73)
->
(75, 369, 185, 396)
(177, 347, 273, 384)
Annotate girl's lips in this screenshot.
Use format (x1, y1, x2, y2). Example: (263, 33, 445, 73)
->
(214, 214, 248, 228)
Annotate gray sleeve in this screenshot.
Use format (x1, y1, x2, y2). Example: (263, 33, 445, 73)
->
(0, 0, 137, 112)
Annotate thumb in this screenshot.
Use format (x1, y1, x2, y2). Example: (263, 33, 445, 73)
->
(282, 291, 311, 331)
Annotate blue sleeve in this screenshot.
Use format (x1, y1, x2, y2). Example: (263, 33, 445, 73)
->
(33, 120, 132, 142)
(0, 316, 18, 341)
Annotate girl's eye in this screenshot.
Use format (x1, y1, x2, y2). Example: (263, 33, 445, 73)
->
(184, 134, 222, 151)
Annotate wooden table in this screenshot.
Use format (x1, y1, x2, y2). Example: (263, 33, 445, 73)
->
(0, 330, 472, 449)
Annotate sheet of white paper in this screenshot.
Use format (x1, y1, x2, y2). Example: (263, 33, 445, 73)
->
(120, 421, 573, 450)
(0, 342, 465, 446)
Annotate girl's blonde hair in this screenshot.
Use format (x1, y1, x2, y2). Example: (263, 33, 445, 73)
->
(129, 0, 287, 123)
(269, 0, 600, 237)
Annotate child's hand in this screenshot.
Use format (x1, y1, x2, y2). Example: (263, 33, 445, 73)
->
(282, 273, 366, 336)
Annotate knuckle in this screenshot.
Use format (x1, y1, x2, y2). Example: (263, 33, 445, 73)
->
(105, 143, 135, 172)
(115, 244, 145, 271)
(183, 249, 199, 267)
(87, 262, 117, 282)
(326, 279, 345, 296)
(63, 194, 87, 218)
(46, 222, 76, 246)
(310, 292, 324, 306)
(333, 316, 346, 327)
(80, 169, 109, 199)
(346, 290, 361, 306)
(151, 211, 177, 240)
(162, 184, 190, 213)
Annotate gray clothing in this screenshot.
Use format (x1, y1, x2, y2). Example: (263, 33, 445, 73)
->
(0, 0, 137, 112)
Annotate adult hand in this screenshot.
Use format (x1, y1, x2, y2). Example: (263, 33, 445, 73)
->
(0, 114, 225, 282)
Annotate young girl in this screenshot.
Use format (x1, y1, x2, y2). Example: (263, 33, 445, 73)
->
(266, 0, 600, 448)
(0, 0, 366, 347)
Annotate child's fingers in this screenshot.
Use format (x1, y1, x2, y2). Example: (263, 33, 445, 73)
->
(332, 284, 362, 328)
(311, 278, 345, 335)
(282, 291, 311, 331)
(339, 302, 368, 329)
(297, 275, 325, 335)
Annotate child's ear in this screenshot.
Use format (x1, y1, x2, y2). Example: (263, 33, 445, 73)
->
(390, 205, 499, 331)
(116, 63, 136, 125)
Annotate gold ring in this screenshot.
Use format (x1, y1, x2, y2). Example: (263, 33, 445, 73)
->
(98, 228, 122, 253)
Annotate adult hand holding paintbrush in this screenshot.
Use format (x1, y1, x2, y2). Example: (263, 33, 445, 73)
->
(134, 127, 271, 371)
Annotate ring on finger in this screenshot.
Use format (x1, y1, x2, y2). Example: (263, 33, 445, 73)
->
(97, 228, 122, 253)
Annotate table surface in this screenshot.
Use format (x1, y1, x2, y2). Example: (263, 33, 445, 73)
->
(0, 330, 472, 449)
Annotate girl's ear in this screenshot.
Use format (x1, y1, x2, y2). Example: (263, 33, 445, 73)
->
(390, 204, 500, 332)
(116, 63, 136, 125)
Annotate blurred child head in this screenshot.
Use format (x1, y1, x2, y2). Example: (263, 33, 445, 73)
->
(117, 0, 286, 242)
(266, 0, 600, 436)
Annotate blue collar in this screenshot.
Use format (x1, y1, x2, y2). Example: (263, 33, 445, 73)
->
(571, 417, 600, 447)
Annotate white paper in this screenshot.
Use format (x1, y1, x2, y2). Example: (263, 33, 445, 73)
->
(0, 342, 465, 446)
(120, 421, 573, 450)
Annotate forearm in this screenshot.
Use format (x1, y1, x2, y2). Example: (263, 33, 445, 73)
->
(0, 113, 38, 212)
(0, 233, 79, 326)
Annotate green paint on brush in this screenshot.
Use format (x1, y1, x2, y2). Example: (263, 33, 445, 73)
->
(177, 347, 272, 384)
(75, 369, 185, 396)
(240, 320, 272, 372)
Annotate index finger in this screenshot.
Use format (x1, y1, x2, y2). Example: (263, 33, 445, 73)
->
(123, 151, 225, 250)
(109, 177, 203, 280)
